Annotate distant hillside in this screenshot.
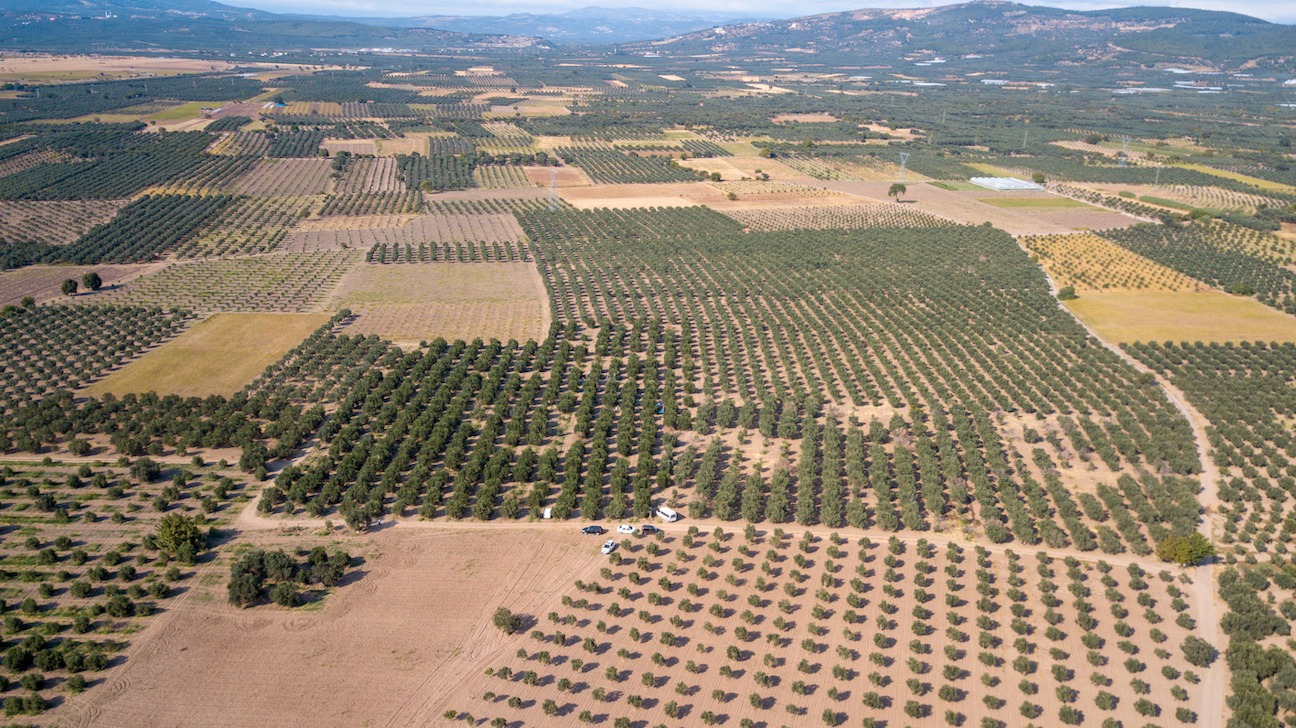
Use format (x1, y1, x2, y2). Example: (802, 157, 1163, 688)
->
(0, 0, 548, 52)
(362, 7, 772, 45)
(626, 1, 1296, 72)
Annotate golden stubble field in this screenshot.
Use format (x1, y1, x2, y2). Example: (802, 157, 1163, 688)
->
(84, 313, 330, 397)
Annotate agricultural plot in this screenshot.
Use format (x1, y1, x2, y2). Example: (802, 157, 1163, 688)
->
(817, 181, 1141, 236)
(86, 313, 330, 398)
(146, 154, 259, 195)
(234, 206, 1198, 548)
(59, 528, 590, 728)
(522, 206, 1183, 413)
(1066, 291, 1296, 345)
(0, 148, 74, 180)
(60, 194, 237, 264)
(232, 159, 332, 196)
(87, 252, 357, 313)
(266, 129, 324, 158)
(0, 305, 191, 415)
(1128, 341, 1296, 723)
(720, 204, 951, 231)
(1120, 185, 1284, 214)
(527, 165, 594, 187)
(474, 165, 533, 190)
(332, 157, 403, 194)
(978, 196, 1093, 209)
(779, 154, 898, 181)
(0, 199, 128, 246)
(177, 195, 317, 258)
(0, 263, 160, 307)
(0, 460, 255, 722)
(1023, 233, 1206, 292)
(1104, 222, 1296, 315)
(287, 212, 528, 259)
(318, 191, 423, 216)
(559, 182, 713, 210)
(555, 148, 697, 185)
(710, 180, 835, 198)
(445, 530, 1213, 728)
(329, 262, 549, 346)
(209, 132, 271, 157)
(397, 152, 476, 192)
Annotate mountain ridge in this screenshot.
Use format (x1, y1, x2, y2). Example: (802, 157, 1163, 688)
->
(624, 1, 1294, 71)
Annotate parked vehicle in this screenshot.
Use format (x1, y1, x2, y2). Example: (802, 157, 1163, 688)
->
(616, 524, 636, 534)
(582, 525, 607, 535)
(640, 525, 661, 535)
(657, 506, 679, 523)
(601, 540, 617, 554)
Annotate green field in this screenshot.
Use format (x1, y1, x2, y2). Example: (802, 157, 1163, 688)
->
(929, 181, 980, 191)
(85, 312, 328, 397)
(147, 101, 224, 122)
(1067, 290, 1296, 344)
(977, 196, 1092, 208)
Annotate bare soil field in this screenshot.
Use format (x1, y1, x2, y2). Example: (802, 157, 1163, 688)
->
(560, 182, 717, 208)
(772, 112, 839, 123)
(84, 312, 329, 398)
(54, 526, 597, 728)
(0, 262, 162, 306)
(0, 199, 129, 245)
(0, 54, 231, 82)
(818, 181, 1142, 235)
(330, 261, 550, 345)
(528, 166, 594, 187)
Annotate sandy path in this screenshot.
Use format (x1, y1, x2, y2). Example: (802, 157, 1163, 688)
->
(1020, 237, 1226, 728)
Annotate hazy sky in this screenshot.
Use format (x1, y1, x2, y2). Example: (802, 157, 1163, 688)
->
(241, 0, 1296, 23)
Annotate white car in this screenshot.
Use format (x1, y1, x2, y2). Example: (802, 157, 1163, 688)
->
(601, 540, 618, 555)
(616, 524, 636, 535)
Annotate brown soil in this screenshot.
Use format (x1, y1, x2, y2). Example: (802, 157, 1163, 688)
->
(0, 263, 163, 306)
(527, 166, 593, 188)
(55, 525, 598, 728)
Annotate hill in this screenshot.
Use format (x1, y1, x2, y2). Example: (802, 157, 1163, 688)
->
(334, 6, 772, 45)
(626, 1, 1296, 72)
(0, 0, 548, 52)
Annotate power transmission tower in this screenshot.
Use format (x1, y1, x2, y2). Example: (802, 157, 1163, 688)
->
(1120, 136, 1131, 168)
(548, 168, 559, 212)
(898, 152, 911, 182)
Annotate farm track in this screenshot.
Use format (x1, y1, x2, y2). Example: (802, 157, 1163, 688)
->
(1021, 237, 1226, 728)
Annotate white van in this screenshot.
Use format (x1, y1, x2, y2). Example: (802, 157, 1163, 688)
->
(657, 505, 679, 523)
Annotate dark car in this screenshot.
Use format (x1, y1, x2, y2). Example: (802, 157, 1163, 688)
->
(640, 525, 661, 535)
(582, 525, 607, 535)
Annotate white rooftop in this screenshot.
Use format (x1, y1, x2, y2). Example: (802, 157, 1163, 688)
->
(969, 177, 1044, 191)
